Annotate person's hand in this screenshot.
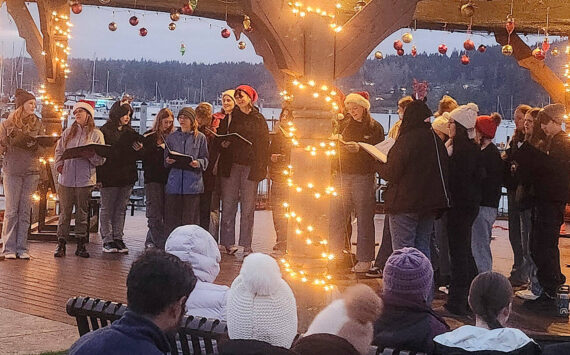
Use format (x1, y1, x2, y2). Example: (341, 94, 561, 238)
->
(165, 157, 176, 165)
(510, 161, 518, 174)
(57, 164, 63, 174)
(345, 142, 360, 153)
(221, 140, 231, 148)
(271, 154, 282, 163)
(132, 141, 143, 151)
(190, 160, 200, 168)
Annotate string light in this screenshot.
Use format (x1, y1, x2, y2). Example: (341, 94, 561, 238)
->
(287, 2, 342, 32)
(281, 79, 341, 112)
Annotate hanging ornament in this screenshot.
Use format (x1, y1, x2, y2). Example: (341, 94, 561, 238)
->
(129, 16, 139, 26)
(393, 40, 403, 51)
(551, 47, 559, 56)
(411, 46, 417, 57)
(438, 44, 448, 55)
(139, 27, 148, 37)
(238, 41, 246, 50)
(532, 48, 545, 60)
(168, 22, 176, 31)
(397, 49, 404, 56)
(542, 38, 550, 52)
(181, 0, 197, 15)
(505, 15, 515, 35)
(354, 1, 366, 12)
(463, 39, 475, 51)
(70, 2, 82, 14)
(108, 22, 117, 31)
(98, 0, 110, 4)
(170, 11, 181, 21)
(180, 43, 186, 56)
(478, 44, 487, 53)
(502, 44, 513, 56)
(402, 32, 413, 44)
(243, 15, 252, 32)
(460, 3, 475, 17)
(221, 28, 231, 38)
(374, 51, 383, 60)
(461, 55, 470, 65)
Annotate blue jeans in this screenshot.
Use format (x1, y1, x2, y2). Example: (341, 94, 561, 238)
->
(2, 173, 39, 254)
(220, 164, 258, 249)
(389, 213, 434, 259)
(99, 186, 133, 244)
(330, 173, 376, 262)
(471, 206, 498, 273)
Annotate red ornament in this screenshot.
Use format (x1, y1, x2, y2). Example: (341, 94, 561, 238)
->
(505, 16, 515, 35)
(129, 16, 139, 26)
(478, 44, 487, 53)
(139, 27, 148, 37)
(393, 40, 403, 51)
(532, 48, 545, 60)
(438, 44, 448, 55)
(181, 3, 194, 15)
(542, 38, 550, 52)
(463, 39, 475, 51)
(221, 28, 231, 38)
(461, 55, 470, 65)
(397, 49, 404, 56)
(71, 3, 82, 14)
(411, 46, 417, 57)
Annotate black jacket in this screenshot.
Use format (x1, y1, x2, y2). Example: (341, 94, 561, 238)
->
(479, 143, 504, 208)
(269, 126, 292, 180)
(448, 130, 482, 208)
(216, 106, 269, 182)
(339, 118, 385, 175)
(141, 131, 170, 185)
(503, 130, 524, 190)
(97, 122, 139, 187)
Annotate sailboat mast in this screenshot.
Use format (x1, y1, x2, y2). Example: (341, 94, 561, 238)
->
(19, 43, 24, 89)
(91, 54, 96, 93)
(106, 70, 110, 96)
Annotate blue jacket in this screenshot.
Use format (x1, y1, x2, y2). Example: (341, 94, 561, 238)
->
(68, 311, 171, 355)
(165, 130, 208, 195)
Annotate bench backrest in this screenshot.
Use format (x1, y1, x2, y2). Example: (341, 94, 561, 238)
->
(368, 346, 427, 355)
(66, 296, 228, 355)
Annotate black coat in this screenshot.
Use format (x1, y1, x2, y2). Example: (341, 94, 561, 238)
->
(97, 122, 139, 187)
(448, 132, 482, 208)
(479, 143, 504, 208)
(269, 126, 292, 180)
(378, 127, 450, 215)
(339, 118, 385, 175)
(141, 131, 170, 185)
(216, 106, 269, 182)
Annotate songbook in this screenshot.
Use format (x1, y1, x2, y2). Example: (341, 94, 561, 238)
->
(167, 150, 196, 170)
(357, 138, 395, 163)
(205, 128, 252, 145)
(62, 144, 112, 160)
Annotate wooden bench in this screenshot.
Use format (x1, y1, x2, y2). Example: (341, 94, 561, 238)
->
(368, 347, 426, 355)
(66, 296, 228, 355)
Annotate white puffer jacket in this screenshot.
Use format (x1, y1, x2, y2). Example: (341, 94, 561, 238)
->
(165, 225, 228, 320)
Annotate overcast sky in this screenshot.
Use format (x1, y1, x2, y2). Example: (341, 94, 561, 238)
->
(0, 4, 546, 64)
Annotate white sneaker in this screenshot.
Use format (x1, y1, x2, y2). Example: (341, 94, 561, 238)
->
(18, 252, 31, 260)
(351, 261, 372, 273)
(438, 286, 449, 295)
(516, 289, 540, 300)
(4, 253, 16, 259)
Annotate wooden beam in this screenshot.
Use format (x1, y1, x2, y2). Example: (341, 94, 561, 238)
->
(334, 0, 420, 79)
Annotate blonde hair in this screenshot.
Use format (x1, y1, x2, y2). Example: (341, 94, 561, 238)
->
(436, 95, 458, 117)
(398, 96, 414, 110)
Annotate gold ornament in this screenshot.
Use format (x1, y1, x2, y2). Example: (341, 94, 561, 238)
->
(168, 22, 176, 31)
(238, 41, 246, 50)
(402, 32, 413, 44)
(243, 15, 251, 31)
(502, 44, 513, 56)
(460, 3, 475, 17)
(374, 51, 383, 60)
(170, 11, 180, 22)
(552, 47, 559, 56)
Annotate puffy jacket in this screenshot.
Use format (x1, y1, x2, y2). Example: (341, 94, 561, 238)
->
(165, 225, 227, 320)
(0, 111, 45, 175)
(164, 130, 208, 195)
(97, 122, 139, 187)
(54, 124, 106, 187)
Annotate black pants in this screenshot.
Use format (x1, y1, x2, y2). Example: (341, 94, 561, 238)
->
(447, 205, 479, 308)
(199, 191, 212, 232)
(531, 201, 566, 296)
(374, 216, 393, 269)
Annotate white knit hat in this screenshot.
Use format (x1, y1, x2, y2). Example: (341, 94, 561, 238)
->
(432, 112, 451, 137)
(73, 101, 95, 118)
(449, 103, 478, 139)
(344, 92, 371, 110)
(222, 89, 236, 103)
(305, 284, 383, 354)
(226, 253, 298, 348)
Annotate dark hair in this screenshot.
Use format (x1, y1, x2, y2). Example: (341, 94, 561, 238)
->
(108, 101, 133, 127)
(469, 271, 513, 329)
(524, 108, 547, 152)
(127, 249, 197, 316)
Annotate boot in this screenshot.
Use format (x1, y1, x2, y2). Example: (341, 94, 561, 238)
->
(54, 239, 66, 258)
(75, 238, 90, 258)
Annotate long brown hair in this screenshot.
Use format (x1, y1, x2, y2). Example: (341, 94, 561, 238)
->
(151, 108, 175, 143)
(469, 272, 512, 330)
(64, 109, 95, 148)
(10, 106, 39, 134)
(524, 108, 547, 152)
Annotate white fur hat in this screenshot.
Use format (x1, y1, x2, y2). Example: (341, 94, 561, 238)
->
(305, 284, 383, 354)
(226, 253, 298, 348)
(432, 112, 451, 137)
(73, 101, 95, 119)
(449, 103, 478, 139)
(344, 92, 371, 110)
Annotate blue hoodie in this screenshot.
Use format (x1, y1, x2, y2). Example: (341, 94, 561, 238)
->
(164, 129, 209, 195)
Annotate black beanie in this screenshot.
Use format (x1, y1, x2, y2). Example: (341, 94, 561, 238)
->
(109, 101, 132, 122)
(15, 89, 36, 109)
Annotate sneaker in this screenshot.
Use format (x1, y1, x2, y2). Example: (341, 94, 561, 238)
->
(102, 242, 119, 253)
(114, 240, 129, 254)
(243, 247, 253, 257)
(226, 246, 239, 255)
(18, 252, 31, 260)
(516, 288, 541, 301)
(351, 261, 372, 273)
(523, 293, 557, 313)
(438, 286, 450, 295)
(365, 266, 383, 278)
(4, 253, 16, 259)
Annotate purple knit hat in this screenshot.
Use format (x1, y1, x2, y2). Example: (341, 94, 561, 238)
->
(383, 247, 433, 302)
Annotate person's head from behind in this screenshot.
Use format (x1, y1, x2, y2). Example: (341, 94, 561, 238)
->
(383, 247, 433, 305)
(127, 249, 197, 332)
(468, 271, 513, 330)
(398, 99, 432, 136)
(436, 95, 458, 117)
(195, 102, 213, 128)
(538, 103, 565, 137)
(397, 96, 414, 119)
(514, 104, 532, 131)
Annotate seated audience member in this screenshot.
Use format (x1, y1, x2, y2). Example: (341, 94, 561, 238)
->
(69, 250, 197, 355)
(223, 253, 298, 351)
(298, 284, 383, 355)
(433, 271, 541, 354)
(165, 225, 228, 320)
(373, 248, 449, 354)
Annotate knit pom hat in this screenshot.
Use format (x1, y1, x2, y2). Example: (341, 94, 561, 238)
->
(15, 88, 36, 109)
(178, 106, 196, 120)
(432, 112, 450, 137)
(450, 103, 478, 139)
(235, 85, 258, 103)
(222, 89, 236, 103)
(109, 101, 132, 122)
(539, 103, 566, 124)
(344, 91, 371, 110)
(383, 247, 433, 303)
(227, 253, 297, 348)
(476, 113, 502, 139)
(305, 284, 383, 354)
(73, 101, 95, 119)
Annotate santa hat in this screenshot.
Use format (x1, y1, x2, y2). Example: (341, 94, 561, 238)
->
(383, 247, 433, 303)
(476, 113, 502, 139)
(305, 284, 383, 354)
(539, 103, 566, 125)
(449, 103, 478, 139)
(432, 112, 450, 137)
(73, 101, 95, 119)
(344, 91, 371, 110)
(235, 85, 258, 103)
(226, 253, 297, 348)
(15, 88, 36, 109)
(222, 89, 236, 103)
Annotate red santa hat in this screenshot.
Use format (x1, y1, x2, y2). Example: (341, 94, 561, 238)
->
(344, 91, 371, 110)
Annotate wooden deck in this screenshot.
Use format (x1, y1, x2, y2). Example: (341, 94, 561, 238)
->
(0, 210, 569, 338)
